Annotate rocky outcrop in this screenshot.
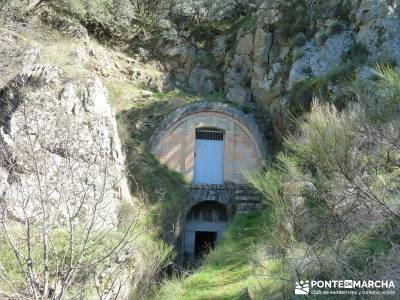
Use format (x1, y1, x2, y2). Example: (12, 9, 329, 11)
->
(188, 67, 217, 93)
(355, 0, 400, 65)
(287, 30, 353, 89)
(0, 28, 32, 87)
(158, 0, 400, 117)
(0, 45, 131, 226)
(223, 28, 255, 105)
(160, 45, 196, 81)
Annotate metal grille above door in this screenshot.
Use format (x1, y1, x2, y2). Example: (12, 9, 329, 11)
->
(196, 129, 224, 141)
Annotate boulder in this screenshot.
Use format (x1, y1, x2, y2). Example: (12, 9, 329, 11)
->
(60, 81, 82, 115)
(83, 77, 113, 117)
(161, 45, 196, 80)
(225, 54, 253, 87)
(287, 30, 353, 89)
(259, 63, 282, 92)
(253, 22, 273, 66)
(141, 90, 153, 98)
(213, 35, 229, 62)
(148, 76, 165, 92)
(356, 65, 378, 81)
(189, 67, 217, 93)
(252, 63, 283, 105)
(236, 29, 254, 56)
(251, 16, 285, 105)
(226, 86, 251, 105)
(355, 0, 400, 65)
(0, 29, 34, 88)
(0, 47, 131, 227)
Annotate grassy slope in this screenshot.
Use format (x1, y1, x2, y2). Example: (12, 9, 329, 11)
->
(0, 21, 182, 297)
(37, 29, 228, 240)
(37, 7, 400, 300)
(157, 212, 287, 300)
(22, 13, 285, 299)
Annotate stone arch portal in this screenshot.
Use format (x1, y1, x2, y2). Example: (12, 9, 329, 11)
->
(149, 102, 266, 259)
(149, 102, 266, 184)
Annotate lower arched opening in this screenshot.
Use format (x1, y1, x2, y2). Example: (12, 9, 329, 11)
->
(181, 201, 228, 260)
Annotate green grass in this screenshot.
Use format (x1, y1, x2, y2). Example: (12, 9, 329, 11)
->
(157, 213, 259, 300)
(344, 222, 398, 273)
(107, 73, 231, 240)
(157, 213, 285, 300)
(40, 38, 94, 80)
(39, 36, 191, 241)
(288, 60, 358, 113)
(0, 226, 138, 298)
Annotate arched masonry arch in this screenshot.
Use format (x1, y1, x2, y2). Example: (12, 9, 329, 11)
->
(149, 102, 266, 184)
(149, 102, 267, 259)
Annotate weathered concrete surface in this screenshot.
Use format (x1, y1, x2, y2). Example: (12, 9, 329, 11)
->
(149, 102, 266, 184)
(180, 183, 261, 258)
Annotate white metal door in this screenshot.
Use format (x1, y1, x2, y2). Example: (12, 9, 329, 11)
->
(193, 130, 224, 184)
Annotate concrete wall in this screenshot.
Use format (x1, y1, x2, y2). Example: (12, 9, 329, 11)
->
(189, 183, 262, 215)
(180, 185, 262, 258)
(182, 220, 228, 257)
(149, 102, 266, 184)
(149, 103, 266, 259)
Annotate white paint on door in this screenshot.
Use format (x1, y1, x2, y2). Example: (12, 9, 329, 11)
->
(193, 138, 224, 184)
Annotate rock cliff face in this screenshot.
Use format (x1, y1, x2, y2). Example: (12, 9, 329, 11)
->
(1, 0, 398, 226)
(159, 0, 400, 124)
(0, 34, 131, 225)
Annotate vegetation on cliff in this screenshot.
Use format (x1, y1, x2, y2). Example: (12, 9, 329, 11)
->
(0, 0, 399, 299)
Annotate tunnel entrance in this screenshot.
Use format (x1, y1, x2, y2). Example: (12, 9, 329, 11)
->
(182, 201, 228, 259)
(195, 231, 217, 257)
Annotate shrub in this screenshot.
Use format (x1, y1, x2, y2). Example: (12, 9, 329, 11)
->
(207, 0, 261, 21)
(327, 19, 344, 34)
(356, 66, 400, 124)
(49, 0, 136, 39)
(292, 47, 304, 60)
(341, 42, 369, 65)
(292, 32, 307, 47)
(335, 0, 353, 22)
(248, 68, 400, 293)
(276, 0, 308, 39)
(0, 0, 34, 19)
(314, 30, 328, 46)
